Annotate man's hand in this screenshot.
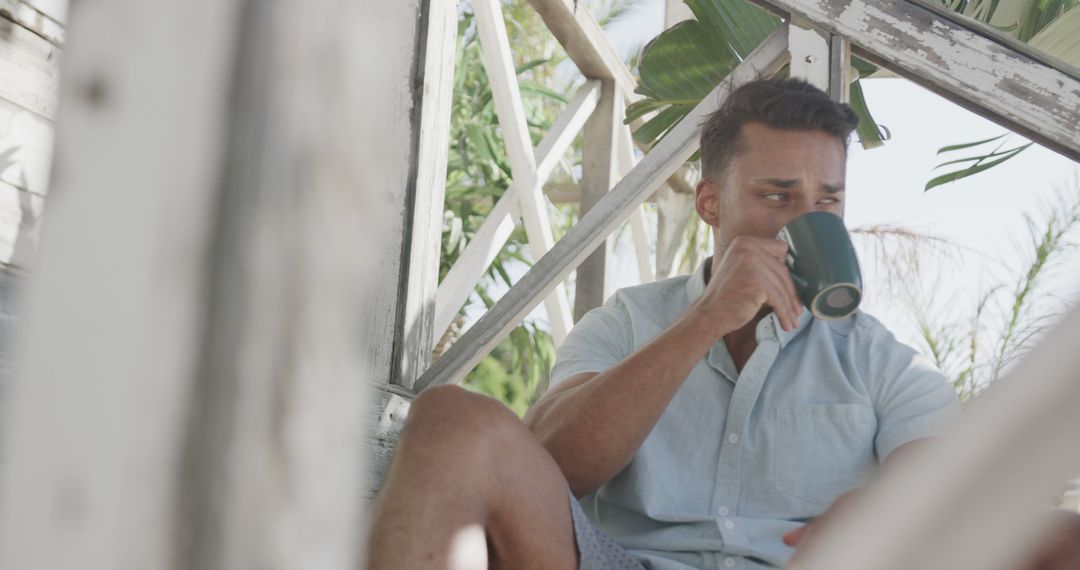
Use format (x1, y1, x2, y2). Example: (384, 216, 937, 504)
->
(783, 489, 1080, 570)
(697, 236, 804, 334)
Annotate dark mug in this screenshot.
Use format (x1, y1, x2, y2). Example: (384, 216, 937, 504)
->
(776, 211, 863, 320)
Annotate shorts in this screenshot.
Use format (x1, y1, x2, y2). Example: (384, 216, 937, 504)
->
(569, 490, 647, 570)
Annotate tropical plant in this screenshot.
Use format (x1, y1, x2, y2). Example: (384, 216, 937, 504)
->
(855, 181, 1080, 400)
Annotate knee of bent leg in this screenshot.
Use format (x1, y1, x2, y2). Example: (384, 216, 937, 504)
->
(404, 385, 526, 455)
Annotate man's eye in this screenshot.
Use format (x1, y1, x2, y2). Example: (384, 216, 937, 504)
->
(818, 197, 840, 205)
(763, 193, 787, 202)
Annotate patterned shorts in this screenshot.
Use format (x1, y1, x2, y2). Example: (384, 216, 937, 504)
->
(568, 491, 646, 570)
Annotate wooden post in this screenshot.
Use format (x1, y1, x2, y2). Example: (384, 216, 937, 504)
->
(574, 80, 620, 320)
(394, 0, 460, 390)
(0, 0, 413, 568)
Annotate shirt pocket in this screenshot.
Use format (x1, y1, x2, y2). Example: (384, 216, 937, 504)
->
(772, 404, 878, 505)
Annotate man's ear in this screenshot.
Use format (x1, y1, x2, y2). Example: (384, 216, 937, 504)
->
(695, 178, 721, 226)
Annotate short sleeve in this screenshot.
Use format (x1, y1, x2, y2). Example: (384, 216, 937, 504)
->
(863, 324, 960, 462)
(549, 292, 634, 388)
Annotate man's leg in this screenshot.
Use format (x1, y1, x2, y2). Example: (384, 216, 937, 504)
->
(366, 385, 579, 569)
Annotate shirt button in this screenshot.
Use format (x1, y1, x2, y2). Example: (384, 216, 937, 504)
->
(724, 519, 735, 530)
(728, 433, 740, 444)
(724, 557, 736, 568)
(717, 506, 729, 516)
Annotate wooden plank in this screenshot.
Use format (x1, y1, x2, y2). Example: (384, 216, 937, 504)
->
(0, 177, 43, 267)
(617, 124, 654, 283)
(788, 18, 830, 91)
(364, 385, 412, 499)
(797, 303, 1080, 570)
(653, 182, 694, 278)
(751, 0, 1080, 162)
(0, 0, 389, 568)
(574, 79, 619, 320)
(393, 0, 460, 390)
(0, 13, 60, 119)
(16, 0, 64, 27)
(828, 35, 851, 104)
(1, 1, 66, 45)
(474, 0, 572, 344)
(414, 28, 790, 390)
(363, 0, 425, 395)
(432, 81, 599, 341)
(0, 96, 54, 197)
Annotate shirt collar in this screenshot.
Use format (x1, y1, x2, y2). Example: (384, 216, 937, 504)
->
(686, 257, 812, 350)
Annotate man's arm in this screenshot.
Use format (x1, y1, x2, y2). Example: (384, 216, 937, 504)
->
(524, 236, 803, 498)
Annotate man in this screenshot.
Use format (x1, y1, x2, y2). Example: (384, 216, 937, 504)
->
(366, 78, 1079, 569)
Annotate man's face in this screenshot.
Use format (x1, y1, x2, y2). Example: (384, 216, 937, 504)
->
(695, 122, 847, 254)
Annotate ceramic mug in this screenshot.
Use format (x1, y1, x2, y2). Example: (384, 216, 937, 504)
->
(776, 211, 863, 320)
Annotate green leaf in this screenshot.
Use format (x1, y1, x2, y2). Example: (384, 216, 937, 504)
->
(624, 99, 668, 124)
(848, 80, 887, 149)
(637, 19, 740, 104)
(633, 103, 694, 146)
(515, 58, 550, 75)
(924, 143, 1032, 191)
(685, 0, 780, 59)
(935, 133, 1008, 155)
(1028, 5, 1080, 67)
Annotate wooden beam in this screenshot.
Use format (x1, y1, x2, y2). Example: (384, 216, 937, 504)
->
(574, 79, 619, 320)
(414, 28, 790, 390)
(788, 18, 830, 91)
(393, 0, 460, 390)
(475, 0, 573, 344)
(751, 0, 1080, 162)
(828, 34, 851, 104)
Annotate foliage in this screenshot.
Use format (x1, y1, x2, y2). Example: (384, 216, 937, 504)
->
(854, 181, 1080, 400)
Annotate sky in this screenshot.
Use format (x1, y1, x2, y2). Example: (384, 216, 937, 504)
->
(463, 0, 1080, 379)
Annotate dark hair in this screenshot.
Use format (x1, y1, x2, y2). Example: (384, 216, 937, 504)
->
(699, 78, 859, 181)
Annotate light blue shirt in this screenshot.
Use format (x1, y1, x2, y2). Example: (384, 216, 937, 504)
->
(550, 260, 959, 569)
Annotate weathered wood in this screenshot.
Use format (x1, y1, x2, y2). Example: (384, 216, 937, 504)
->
(393, 0, 459, 390)
(828, 35, 851, 104)
(788, 18, 830, 91)
(752, 0, 1080, 162)
(0, 1, 66, 45)
(0, 10, 61, 119)
(798, 303, 1080, 570)
(0, 0, 387, 569)
(574, 79, 619, 320)
(0, 96, 54, 198)
(364, 0, 425, 394)
(414, 29, 790, 390)
(0, 178, 43, 267)
(16, 0, 63, 26)
(432, 81, 599, 341)
(474, 0, 572, 344)
(653, 182, 694, 278)
(364, 385, 413, 499)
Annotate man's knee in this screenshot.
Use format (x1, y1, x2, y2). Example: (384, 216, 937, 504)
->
(402, 385, 529, 458)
